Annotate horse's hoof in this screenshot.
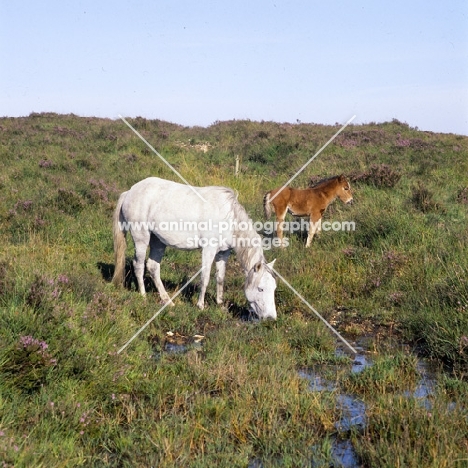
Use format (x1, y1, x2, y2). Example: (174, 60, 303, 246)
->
(161, 298, 175, 307)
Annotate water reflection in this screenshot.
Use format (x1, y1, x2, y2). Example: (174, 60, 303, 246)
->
(299, 342, 438, 468)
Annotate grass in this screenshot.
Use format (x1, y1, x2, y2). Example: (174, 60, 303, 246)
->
(0, 113, 467, 466)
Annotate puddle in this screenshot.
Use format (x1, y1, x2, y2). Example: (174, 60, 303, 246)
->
(403, 359, 437, 409)
(351, 353, 372, 374)
(299, 351, 368, 466)
(299, 339, 439, 468)
(335, 394, 366, 432)
(331, 439, 361, 468)
(247, 459, 263, 468)
(158, 331, 439, 467)
(163, 342, 189, 354)
(153, 332, 204, 358)
(297, 370, 335, 392)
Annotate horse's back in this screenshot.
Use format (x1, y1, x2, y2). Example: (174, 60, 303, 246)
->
(120, 178, 241, 251)
(269, 186, 292, 205)
(122, 177, 235, 219)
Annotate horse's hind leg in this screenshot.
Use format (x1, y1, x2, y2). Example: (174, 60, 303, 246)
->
(132, 231, 150, 296)
(147, 234, 174, 306)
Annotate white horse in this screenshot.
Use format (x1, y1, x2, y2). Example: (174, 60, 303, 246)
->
(112, 177, 277, 319)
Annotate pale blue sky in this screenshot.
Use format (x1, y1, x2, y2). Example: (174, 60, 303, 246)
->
(1, 1, 468, 134)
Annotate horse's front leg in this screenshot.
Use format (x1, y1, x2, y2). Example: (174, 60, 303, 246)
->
(306, 216, 321, 247)
(215, 250, 230, 306)
(197, 246, 217, 309)
(147, 234, 173, 306)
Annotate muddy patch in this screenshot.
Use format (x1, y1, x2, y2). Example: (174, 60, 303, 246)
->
(151, 331, 205, 357)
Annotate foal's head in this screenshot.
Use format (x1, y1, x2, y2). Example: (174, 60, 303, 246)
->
(336, 175, 353, 204)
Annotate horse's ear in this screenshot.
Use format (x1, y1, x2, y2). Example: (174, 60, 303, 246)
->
(253, 261, 262, 273)
(338, 174, 345, 181)
(267, 259, 276, 269)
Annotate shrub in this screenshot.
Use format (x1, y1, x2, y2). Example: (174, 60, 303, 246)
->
(26, 274, 70, 311)
(86, 178, 117, 205)
(457, 187, 468, 205)
(362, 250, 407, 295)
(350, 164, 401, 188)
(55, 188, 85, 214)
(411, 183, 443, 213)
(0, 336, 56, 392)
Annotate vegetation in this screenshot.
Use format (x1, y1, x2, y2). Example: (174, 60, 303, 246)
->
(0, 113, 467, 466)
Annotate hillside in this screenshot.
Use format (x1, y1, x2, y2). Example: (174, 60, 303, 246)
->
(0, 113, 467, 466)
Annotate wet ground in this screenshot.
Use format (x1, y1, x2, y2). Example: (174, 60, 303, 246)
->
(158, 333, 438, 467)
(298, 338, 438, 467)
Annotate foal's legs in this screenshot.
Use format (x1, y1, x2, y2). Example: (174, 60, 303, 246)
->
(306, 215, 322, 247)
(214, 250, 230, 306)
(146, 234, 173, 305)
(275, 207, 289, 247)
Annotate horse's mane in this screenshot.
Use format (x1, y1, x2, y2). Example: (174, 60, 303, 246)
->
(310, 175, 341, 189)
(222, 189, 265, 273)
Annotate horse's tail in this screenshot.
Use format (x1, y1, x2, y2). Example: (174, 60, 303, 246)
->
(263, 191, 272, 219)
(112, 191, 128, 287)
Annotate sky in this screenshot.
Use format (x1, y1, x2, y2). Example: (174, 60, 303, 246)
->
(1, 1, 468, 135)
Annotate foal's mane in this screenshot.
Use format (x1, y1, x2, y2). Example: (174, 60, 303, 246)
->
(310, 175, 342, 189)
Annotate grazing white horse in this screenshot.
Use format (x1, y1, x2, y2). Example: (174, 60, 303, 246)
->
(112, 177, 277, 320)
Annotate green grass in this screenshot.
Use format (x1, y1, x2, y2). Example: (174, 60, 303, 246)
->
(0, 113, 467, 466)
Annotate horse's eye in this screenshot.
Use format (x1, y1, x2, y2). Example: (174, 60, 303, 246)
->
(258, 287, 264, 292)
(344, 186, 349, 190)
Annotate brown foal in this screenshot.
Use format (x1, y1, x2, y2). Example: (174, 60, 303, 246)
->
(263, 175, 353, 247)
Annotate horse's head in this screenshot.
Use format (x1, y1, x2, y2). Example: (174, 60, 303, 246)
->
(337, 175, 353, 204)
(245, 259, 277, 320)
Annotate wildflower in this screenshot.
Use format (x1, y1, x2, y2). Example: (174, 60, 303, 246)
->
(39, 159, 54, 168)
(22, 200, 33, 210)
(460, 336, 468, 353)
(57, 274, 69, 284)
(342, 247, 356, 257)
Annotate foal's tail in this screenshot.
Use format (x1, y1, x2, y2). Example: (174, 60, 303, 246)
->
(112, 191, 128, 287)
(263, 191, 272, 219)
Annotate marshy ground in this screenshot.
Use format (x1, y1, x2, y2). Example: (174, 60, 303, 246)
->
(0, 114, 467, 466)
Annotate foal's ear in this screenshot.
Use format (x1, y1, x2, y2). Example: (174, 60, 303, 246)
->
(338, 174, 345, 181)
(267, 259, 276, 269)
